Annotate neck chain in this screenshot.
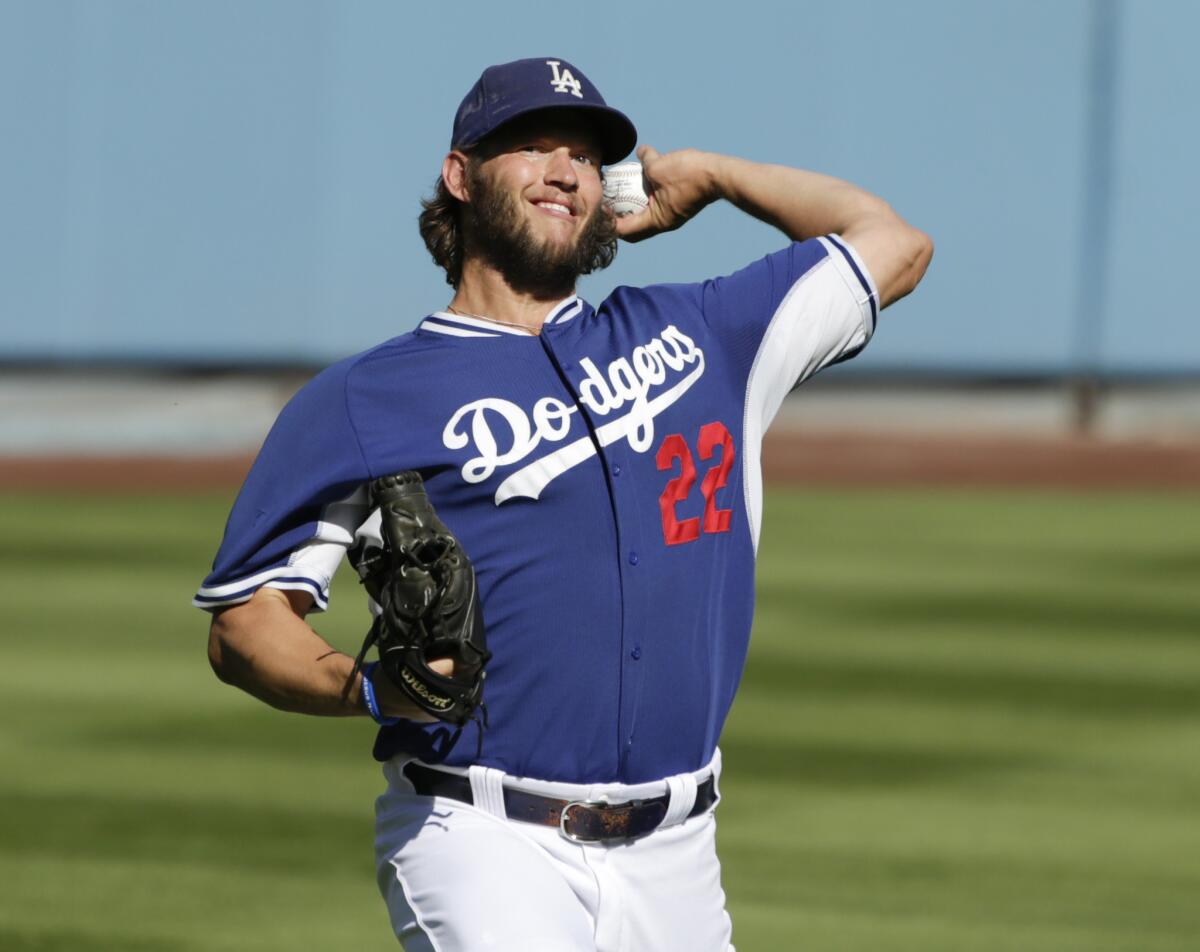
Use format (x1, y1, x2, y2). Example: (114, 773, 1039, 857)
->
(446, 305, 538, 334)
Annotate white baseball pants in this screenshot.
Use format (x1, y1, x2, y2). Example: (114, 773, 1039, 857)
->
(374, 751, 735, 951)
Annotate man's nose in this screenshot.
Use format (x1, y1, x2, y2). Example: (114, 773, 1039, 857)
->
(544, 148, 578, 189)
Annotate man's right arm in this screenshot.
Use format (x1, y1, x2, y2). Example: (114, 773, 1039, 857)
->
(208, 587, 439, 721)
(615, 147, 933, 308)
(707, 153, 932, 309)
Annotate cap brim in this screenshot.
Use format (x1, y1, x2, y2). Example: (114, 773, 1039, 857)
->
(456, 103, 637, 166)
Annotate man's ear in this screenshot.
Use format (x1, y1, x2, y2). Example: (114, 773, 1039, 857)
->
(443, 151, 472, 203)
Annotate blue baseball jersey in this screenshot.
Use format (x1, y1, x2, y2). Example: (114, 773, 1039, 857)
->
(195, 235, 878, 784)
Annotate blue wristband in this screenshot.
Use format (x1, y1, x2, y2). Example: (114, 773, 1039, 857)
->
(361, 662, 401, 727)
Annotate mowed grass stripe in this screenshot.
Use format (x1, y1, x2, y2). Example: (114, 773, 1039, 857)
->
(0, 487, 1197, 950)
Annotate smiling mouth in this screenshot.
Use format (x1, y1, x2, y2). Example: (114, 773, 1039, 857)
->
(533, 201, 574, 219)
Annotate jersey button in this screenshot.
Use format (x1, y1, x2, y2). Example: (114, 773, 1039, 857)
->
(628, 551, 639, 565)
(630, 645, 642, 660)
(611, 462, 621, 477)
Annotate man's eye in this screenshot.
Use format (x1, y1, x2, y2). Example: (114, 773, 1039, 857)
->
(521, 145, 545, 155)
(574, 154, 594, 166)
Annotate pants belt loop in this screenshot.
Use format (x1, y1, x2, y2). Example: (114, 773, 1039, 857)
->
(468, 765, 507, 820)
(661, 773, 698, 828)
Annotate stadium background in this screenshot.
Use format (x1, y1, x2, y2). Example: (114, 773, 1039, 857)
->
(1, 1, 1197, 950)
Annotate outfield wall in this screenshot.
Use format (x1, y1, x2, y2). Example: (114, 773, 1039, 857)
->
(3, 370, 1199, 458)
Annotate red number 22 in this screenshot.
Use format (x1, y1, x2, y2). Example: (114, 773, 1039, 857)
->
(655, 421, 735, 546)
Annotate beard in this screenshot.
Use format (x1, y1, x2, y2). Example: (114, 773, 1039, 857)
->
(463, 162, 617, 297)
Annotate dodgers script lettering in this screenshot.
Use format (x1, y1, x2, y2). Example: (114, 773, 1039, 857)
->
(442, 326, 706, 504)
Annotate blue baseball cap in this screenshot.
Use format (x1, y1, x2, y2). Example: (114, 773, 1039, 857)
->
(451, 58, 637, 165)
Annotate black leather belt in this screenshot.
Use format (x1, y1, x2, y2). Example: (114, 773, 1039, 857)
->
(403, 762, 718, 843)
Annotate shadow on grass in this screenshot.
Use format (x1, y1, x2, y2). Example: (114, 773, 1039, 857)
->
(722, 736, 1044, 790)
(0, 789, 374, 878)
(740, 651, 1200, 720)
(1074, 548, 1200, 582)
(0, 537, 210, 572)
(758, 582, 1200, 641)
(0, 925, 192, 951)
(73, 707, 377, 763)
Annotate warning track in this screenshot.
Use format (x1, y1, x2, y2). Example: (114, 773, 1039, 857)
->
(3, 430, 1198, 491)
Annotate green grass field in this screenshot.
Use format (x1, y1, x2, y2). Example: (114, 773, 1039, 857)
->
(1, 487, 1198, 951)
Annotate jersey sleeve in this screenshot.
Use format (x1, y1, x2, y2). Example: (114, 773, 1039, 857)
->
(192, 360, 374, 613)
(701, 234, 878, 422)
(700, 235, 879, 551)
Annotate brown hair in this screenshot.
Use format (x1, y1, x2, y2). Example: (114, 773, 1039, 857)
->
(419, 174, 466, 288)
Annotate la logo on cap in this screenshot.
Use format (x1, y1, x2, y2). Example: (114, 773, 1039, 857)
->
(546, 60, 583, 98)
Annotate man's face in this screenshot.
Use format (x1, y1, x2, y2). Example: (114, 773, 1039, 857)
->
(462, 111, 616, 294)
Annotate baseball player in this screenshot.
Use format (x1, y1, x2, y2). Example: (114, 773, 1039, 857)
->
(197, 57, 931, 951)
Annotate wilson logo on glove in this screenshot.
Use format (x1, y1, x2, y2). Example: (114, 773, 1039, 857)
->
(399, 667, 454, 711)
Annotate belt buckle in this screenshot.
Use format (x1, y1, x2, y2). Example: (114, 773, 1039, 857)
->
(559, 796, 660, 844)
(559, 797, 614, 844)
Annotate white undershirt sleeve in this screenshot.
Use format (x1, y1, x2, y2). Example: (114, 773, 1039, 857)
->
(740, 235, 879, 551)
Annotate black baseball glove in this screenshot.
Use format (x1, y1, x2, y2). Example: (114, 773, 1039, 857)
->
(350, 471, 490, 728)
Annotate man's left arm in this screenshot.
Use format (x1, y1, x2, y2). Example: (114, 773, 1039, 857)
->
(615, 147, 933, 308)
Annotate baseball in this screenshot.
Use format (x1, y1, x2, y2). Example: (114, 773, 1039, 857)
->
(603, 161, 650, 217)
